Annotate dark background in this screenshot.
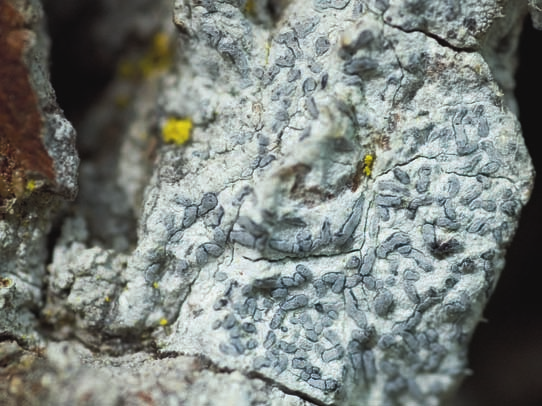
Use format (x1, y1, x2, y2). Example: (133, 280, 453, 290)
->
(44, 5, 541, 405)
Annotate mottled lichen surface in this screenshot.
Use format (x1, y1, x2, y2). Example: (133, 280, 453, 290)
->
(0, 0, 78, 347)
(0, 1, 53, 202)
(1, 0, 536, 405)
(148, 2, 532, 404)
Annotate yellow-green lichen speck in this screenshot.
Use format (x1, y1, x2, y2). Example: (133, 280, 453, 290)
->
(159, 318, 168, 326)
(25, 179, 36, 192)
(363, 154, 374, 177)
(162, 118, 192, 145)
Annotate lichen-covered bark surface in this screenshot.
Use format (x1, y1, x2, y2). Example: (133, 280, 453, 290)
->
(0, 0, 536, 405)
(0, 0, 78, 346)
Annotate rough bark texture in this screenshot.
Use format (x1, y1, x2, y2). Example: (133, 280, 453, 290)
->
(0, 0, 537, 405)
(0, 0, 78, 345)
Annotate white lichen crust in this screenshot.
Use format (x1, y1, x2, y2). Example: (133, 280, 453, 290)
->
(126, 2, 532, 404)
(36, 0, 534, 405)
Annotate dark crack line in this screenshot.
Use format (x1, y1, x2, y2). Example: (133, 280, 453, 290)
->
(384, 22, 477, 53)
(365, 4, 478, 53)
(242, 247, 361, 263)
(162, 352, 333, 406)
(246, 370, 332, 406)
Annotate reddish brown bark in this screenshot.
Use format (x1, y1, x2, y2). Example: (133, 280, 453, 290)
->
(0, 1, 54, 202)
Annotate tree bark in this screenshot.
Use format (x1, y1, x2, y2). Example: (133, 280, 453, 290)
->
(0, 0, 537, 405)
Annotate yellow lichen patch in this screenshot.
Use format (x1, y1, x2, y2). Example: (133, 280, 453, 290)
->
(140, 32, 174, 77)
(244, 0, 255, 15)
(152, 281, 159, 289)
(162, 118, 193, 145)
(117, 32, 174, 80)
(159, 318, 168, 326)
(151, 32, 172, 60)
(362, 154, 374, 177)
(104, 296, 111, 303)
(25, 179, 36, 192)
